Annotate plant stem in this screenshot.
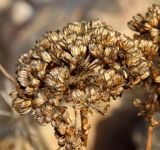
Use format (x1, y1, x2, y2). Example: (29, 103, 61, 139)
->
(146, 125, 153, 150)
(80, 108, 88, 147)
(0, 64, 15, 83)
(74, 107, 79, 134)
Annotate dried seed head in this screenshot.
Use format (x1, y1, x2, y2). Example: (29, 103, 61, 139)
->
(128, 4, 160, 44)
(11, 19, 151, 149)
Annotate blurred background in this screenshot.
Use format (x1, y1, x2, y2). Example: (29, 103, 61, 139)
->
(0, 0, 160, 150)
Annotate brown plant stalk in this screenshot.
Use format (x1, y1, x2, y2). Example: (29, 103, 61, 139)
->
(146, 125, 153, 150)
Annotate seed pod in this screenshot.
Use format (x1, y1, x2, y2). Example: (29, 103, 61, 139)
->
(25, 87, 34, 96)
(31, 78, 40, 86)
(58, 124, 67, 135)
(72, 138, 81, 149)
(41, 51, 52, 63)
(58, 137, 66, 146)
(154, 76, 160, 83)
(32, 98, 45, 107)
(133, 99, 142, 108)
(12, 98, 31, 114)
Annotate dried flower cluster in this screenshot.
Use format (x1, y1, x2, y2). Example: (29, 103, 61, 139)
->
(10, 5, 160, 149)
(128, 4, 160, 44)
(128, 4, 160, 127)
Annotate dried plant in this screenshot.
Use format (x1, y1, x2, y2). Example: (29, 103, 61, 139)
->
(128, 4, 160, 150)
(128, 4, 160, 127)
(0, 74, 49, 150)
(1, 4, 160, 150)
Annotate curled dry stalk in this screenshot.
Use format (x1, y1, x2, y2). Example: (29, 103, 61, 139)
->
(1, 4, 160, 150)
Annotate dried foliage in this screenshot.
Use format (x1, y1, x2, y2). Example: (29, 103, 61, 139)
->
(6, 4, 160, 150)
(128, 4, 160, 128)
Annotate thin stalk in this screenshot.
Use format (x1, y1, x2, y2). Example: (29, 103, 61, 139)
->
(74, 107, 79, 134)
(80, 109, 88, 147)
(0, 64, 15, 83)
(146, 125, 153, 150)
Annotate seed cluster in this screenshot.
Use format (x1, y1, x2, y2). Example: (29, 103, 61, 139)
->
(128, 4, 160, 44)
(129, 4, 160, 127)
(11, 19, 151, 149)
